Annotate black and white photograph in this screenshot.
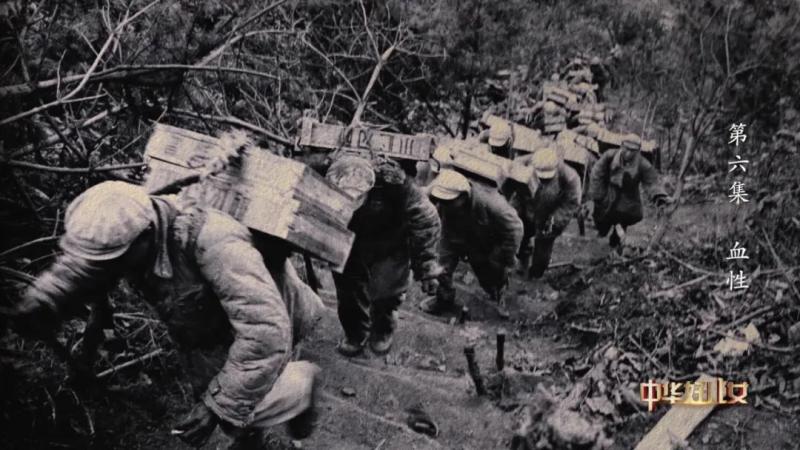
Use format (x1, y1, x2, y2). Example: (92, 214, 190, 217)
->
(1, 0, 798, 448)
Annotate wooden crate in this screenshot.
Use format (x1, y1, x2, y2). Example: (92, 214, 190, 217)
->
(621, 133, 642, 151)
(566, 68, 593, 83)
(542, 81, 577, 106)
(297, 117, 435, 161)
(641, 139, 658, 154)
(434, 138, 512, 187)
(480, 112, 550, 154)
(565, 100, 583, 113)
(144, 124, 356, 272)
(577, 106, 605, 124)
(575, 134, 600, 156)
(507, 161, 534, 184)
(597, 129, 624, 147)
(543, 114, 566, 134)
(555, 130, 591, 166)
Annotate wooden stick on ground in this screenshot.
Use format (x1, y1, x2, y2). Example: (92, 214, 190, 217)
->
(463, 345, 487, 396)
(495, 331, 506, 371)
(96, 348, 165, 379)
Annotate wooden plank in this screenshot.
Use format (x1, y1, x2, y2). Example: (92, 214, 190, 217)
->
(634, 375, 717, 450)
(297, 117, 434, 161)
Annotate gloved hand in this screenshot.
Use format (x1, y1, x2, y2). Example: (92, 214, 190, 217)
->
(172, 401, 219, 448)
(538, 217, 556, 239)
(421, 278, 440, 295)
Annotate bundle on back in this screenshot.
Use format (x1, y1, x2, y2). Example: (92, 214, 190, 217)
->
(143, 124, 357, 272)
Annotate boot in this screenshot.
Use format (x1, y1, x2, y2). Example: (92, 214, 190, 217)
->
(336, 336, 366, 357)
(286, 373, 319, 440)
(609, 224, 624, 255)
(495, 296, 510, 320)
(516, 249, 531, 275)
(419, 296, 457, 316)
(490, 288, 510, 320)
(369, 333, 394, 355)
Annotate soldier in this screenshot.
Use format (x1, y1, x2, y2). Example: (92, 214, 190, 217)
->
(512, 148, 582, 278)
(479, 121, 515, 159)
(420, 169, 523, 319)
(588, 145, 671, 252)
(7, 181, 325, 448)
(325, 155, 441, 357)
(589, 56, 609, 102)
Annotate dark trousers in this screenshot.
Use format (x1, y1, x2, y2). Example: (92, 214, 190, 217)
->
(518, 220, 557, 278)
(436, 239, 508, 305)
(333, 273, 404, 343)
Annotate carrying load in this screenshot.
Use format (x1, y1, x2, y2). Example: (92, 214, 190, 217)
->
(432, 138, 533, 188)
(542, 81, 578, 107)
(576, 103, 607, 126)
(641, 138, 659, 165)
(479, 112, 551, 154)
(143, 124, 357, 272)
(297, 117, 436, 162)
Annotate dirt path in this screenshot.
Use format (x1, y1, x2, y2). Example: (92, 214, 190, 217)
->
(281, 200, 721, 449)
(2, 198, 753, 450)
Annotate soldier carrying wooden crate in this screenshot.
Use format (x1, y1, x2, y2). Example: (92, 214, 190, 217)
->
(4, 180, 327, 447)
(477, 120, 515, 159)
(511, 148, 582, 278)
(421, 169, 523, 319)
(325, 155, 442, 357)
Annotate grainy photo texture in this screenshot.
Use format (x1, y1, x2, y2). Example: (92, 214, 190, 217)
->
(1, 0, 799, 449)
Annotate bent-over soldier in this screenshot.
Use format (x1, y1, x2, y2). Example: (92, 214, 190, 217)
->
(512, 148, 582, 278)
(8, 181, 325, 447)
(420, 169, 523, 319)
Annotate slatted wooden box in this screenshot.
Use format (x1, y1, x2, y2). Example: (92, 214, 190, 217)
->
(297, 117, 435, 161)
(143, 124, 357, 272)
(542, 81, 578, 106)
(480, 112, 550, 154)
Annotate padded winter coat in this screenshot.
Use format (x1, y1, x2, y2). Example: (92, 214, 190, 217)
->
(21, 197, 321, 429)
(511, 158, 582, 238)
(438, 182, 523, 268)
(343, 159, 442, 299)
(588, 148, 667, 228)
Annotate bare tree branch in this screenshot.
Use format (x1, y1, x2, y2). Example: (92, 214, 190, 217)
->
(6, 160, 147, 173)
(0, 0, 160, 126)
(168, 108, 293, 146)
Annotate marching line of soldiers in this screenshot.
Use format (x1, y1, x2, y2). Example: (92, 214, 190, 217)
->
(2, 54, 670, 448)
